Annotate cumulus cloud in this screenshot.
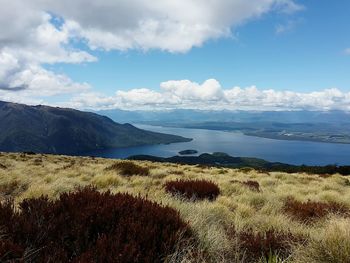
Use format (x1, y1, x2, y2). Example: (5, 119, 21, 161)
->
(0, 51, 91, 94)
(45, 0, 303, 52)
(0, 7, 95, 97)
(0, 0, 303, 103)
(65, 79, 350, 111)
(0, 0, 303, 53)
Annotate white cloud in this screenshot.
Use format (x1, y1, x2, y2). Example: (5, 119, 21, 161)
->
(0, 0, 303, 103)
(64, 79, 350, 111)
(0, 9, 95, 97)
(160, 79, 224, 101)
(0, 0, 303, 53)
(0, 49, 92, 96)
(46, 0, 303, 53)
(345, 48, 350, 55)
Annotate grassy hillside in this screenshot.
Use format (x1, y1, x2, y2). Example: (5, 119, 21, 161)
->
(1, 152, 350, 262)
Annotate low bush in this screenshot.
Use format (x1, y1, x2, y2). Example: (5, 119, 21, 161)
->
(230, 180, 260, 192)
(0, 180, 28, 197)
(165, 179, 220, 201)
(22, 151, 36, 155)
(32, 158, 42, 166)
(171, 170, 185, 175)
(239, 167, 255, 173)
(0, 187, 192, 262)
(0, 240, 24, 261)
(318, 173, 332, 178)
(242, 180, 260, 192)
(62, 160, 76, 169)
(283, 197, 349, 223)
(229, 228, 301, 262)
(106, 161, 150, 176)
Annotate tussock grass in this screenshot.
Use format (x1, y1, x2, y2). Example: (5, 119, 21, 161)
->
(293, 218, 350, 263)
(1, 152, 350, 262)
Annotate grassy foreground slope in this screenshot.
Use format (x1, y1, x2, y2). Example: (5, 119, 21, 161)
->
(1, 152, 350, 262)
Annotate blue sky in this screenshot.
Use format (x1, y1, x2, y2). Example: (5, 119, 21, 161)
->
(1, 0, 350, 111)
(49, 0, 350, 93)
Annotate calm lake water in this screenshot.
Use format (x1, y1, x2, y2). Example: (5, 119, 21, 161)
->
(81, 124, 350, 166)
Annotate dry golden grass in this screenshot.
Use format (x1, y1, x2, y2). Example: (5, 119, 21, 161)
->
(1, 152, 350, 262)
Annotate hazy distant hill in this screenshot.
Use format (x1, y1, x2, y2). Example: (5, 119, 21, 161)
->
(97, 108, 350, 144)
(98, 109, 350, 124)
(0, 101, 191, 154)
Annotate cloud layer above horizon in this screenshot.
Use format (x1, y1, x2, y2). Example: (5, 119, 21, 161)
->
(2, 0, 349, 111)
(67, 79, 350, 111)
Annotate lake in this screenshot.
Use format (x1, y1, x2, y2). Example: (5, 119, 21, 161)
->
(81, 124, 350, 166)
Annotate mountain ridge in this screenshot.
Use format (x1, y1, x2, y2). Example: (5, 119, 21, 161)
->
(98, 108, 350, 124)
(0, 101, 191, 154)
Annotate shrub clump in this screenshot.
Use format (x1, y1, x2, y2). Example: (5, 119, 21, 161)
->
(229, 228, 302, 262)
(165, 179, 220, 201)
(242, 180, 260, 192)
(0, 240, 24, 261)
(0, 180, 28, 198)
(106, 161, 150, 176)
(0, 187, 191, 262)
(239, 167, 255, 173)
(230, 180, 260, 192)
(283, 197, 349, 223)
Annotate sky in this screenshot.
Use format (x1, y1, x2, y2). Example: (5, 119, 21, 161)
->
(0, 0, 350, 111)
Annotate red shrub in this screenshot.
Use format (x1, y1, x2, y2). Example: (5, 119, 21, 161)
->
(0, 187, 191, 263)
(230, 180, 260, 192)
(229, 228, 302, 262)
(0, 240, 24, 262)
(0, 199, 15, 226)
(106, 161, 149, 176)
(242, 180, 260, 192)
(165, 180, 220, 201)
(318, 173, 332, 178)
(283, 197, 349, 223)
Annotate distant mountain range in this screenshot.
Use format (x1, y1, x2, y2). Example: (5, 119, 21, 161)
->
(0, 101, 191, 155)
(98, 109, 350, 124)
(98, 109, 350, 144)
